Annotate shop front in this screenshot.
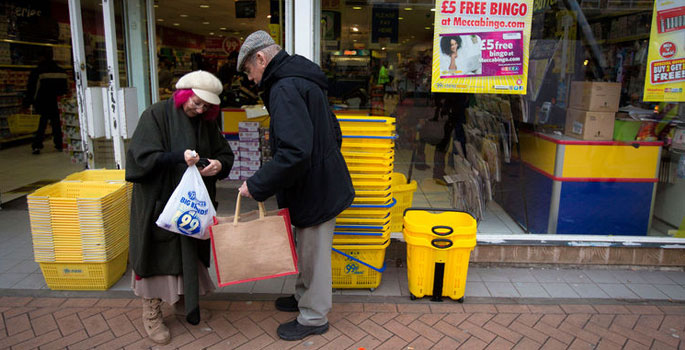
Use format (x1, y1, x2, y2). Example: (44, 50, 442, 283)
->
(1, 0, 683, 267)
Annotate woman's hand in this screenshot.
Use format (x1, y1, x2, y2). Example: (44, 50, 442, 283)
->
(199, 159, 222, 177)
(184, 149, 199, 166)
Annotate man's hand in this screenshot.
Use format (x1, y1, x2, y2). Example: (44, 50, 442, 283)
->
(238, 181, 252, 198)
(199, 159, 222, 177)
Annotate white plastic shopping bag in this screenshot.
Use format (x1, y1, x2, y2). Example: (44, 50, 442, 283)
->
(156, 165, 216, 240)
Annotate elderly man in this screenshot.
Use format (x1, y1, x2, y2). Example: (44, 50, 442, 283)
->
(236, 31, 354, 341)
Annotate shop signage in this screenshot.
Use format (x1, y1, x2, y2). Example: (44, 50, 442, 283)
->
(643, 0, 685, 102)
(431, 0, 534, 94)
(371, 5, 398, 43)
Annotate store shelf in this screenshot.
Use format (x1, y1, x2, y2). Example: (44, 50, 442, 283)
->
(585, 9, 651, 21)
(0, 64, 36, 69)
(0, 104, 20, 108)
(599, 33, 650, 44)
(0, 38, 71, 48)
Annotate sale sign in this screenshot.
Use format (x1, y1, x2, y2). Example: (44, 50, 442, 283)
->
(431, 0, 534, 94)
(643, 0, 685, 102)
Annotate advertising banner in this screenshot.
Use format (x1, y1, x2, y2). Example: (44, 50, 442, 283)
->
(431, 0, 534, 94)
(643, 0, 685, 102)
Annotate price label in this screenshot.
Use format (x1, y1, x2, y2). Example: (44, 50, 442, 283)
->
(441, 0, 457, 14)
(176, 210, 201, 235)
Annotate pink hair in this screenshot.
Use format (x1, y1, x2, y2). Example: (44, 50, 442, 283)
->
(173, 89, 220, 121)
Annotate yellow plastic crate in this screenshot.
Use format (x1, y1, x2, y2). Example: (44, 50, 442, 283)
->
(404, 234, 475, 301)
(8, 113, 39, 134)
(390, 173, 417, 232)
(64, 169, 125, 181)
(403, 208, 477, 241)
(331, 240, 389, 290)
(39, 249, 128, 290)
(27, 181, 130, 263)
(336, 115, 396, 125)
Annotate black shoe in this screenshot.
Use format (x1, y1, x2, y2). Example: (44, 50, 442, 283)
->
(32, 148, 40, 155)
(55, 147, 63, 152)
(275, 295, 299, 312)
(277, 319, 328, 341)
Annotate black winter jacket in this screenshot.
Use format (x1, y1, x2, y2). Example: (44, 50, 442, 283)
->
(246, 50, 354, 227)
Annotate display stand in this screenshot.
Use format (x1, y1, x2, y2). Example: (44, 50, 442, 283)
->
(498, 130, 662, 235)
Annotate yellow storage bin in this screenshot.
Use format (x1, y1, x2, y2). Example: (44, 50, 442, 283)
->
(390, 173, 417, 232)
(39, 249, 128, 290)
(331, 240, 389, 290)
(404, 233, 475, 302)
(403, 208, 476, 240)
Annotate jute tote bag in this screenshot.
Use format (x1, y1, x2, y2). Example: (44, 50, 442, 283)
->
(209, 194, 298, 286)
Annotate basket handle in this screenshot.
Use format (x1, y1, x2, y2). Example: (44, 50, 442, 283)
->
(431, 226, 453, 236)
(233, 193, 266, 225)
(403, 207, 475, 219)
(331, 247, 387, 273)
(431, 238, 453, 249)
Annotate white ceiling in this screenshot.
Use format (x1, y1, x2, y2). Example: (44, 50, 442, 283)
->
(153, 0, 273, 40)
(153, 0, 437, 49)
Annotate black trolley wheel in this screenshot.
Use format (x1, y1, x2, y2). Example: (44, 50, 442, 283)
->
(410, 294, 417, 300)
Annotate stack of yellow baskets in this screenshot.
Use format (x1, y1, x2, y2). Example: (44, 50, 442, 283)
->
(332, 115, 396, 290)
(27, 170, 131, 290)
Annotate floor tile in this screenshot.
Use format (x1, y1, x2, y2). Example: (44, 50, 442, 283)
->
(464, 281, 490, 297)
(639, 271, 678, 285)
(478, 269, 511, 282)
(654, 284, 685, 300)
(12, 273, 47, 289)
(596, 284, 640, 299)
(610, 271, 648, 284)
(484, 282, 520, 297)
(0, 273, 25, 288)
(661, 271, 685, 285)
(533, 269, 565, 283)
(558, 270, 592, 284)
(569, 283, 610, 298)
(513, 282, 550, 298)
(541, 283, 580, 298)
(502, 268, 538, 283)
(626, 284, 670, 300)
(584, 270, 621, 284)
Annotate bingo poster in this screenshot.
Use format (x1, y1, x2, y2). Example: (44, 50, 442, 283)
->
(643, 0, 685, 102)
(431, 0, 534, 94)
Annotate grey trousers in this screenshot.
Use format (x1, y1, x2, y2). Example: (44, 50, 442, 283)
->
(294, 217, 336, 326)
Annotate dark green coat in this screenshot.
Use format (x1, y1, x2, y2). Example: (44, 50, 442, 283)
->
(125, 98, 233, 323)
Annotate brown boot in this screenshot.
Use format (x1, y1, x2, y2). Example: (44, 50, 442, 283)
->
(142, 298, 170, 344)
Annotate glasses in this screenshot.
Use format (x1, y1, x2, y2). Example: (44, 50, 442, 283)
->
(188, 97, 210, 112)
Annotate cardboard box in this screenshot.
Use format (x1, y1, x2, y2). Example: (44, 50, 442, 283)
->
(239, 141, 260, 152)
(238, 121, 260, 132)
(569, 81, 621, 112)
(564, 108, 615, 141)
(239, 131, 260, 140)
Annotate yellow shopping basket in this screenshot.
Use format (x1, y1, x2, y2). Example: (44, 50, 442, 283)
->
(331, 240, 389, 290)
(390, 173, 417, 232)
(403, 208, 476, 302)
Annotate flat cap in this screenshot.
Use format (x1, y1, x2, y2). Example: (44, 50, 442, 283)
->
(175, 70, 222, 105)
(237, 30, 276, 71)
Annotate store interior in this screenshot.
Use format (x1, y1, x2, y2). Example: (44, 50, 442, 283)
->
(0, 0, 683, 238)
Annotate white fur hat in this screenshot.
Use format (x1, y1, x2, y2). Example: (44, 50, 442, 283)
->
(175, 70, 222, 105)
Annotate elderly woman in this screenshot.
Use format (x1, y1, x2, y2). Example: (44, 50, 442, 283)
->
(125, 70, 234, 344)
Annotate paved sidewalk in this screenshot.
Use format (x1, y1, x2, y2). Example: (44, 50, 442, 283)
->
(1, 295, 684, 350)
